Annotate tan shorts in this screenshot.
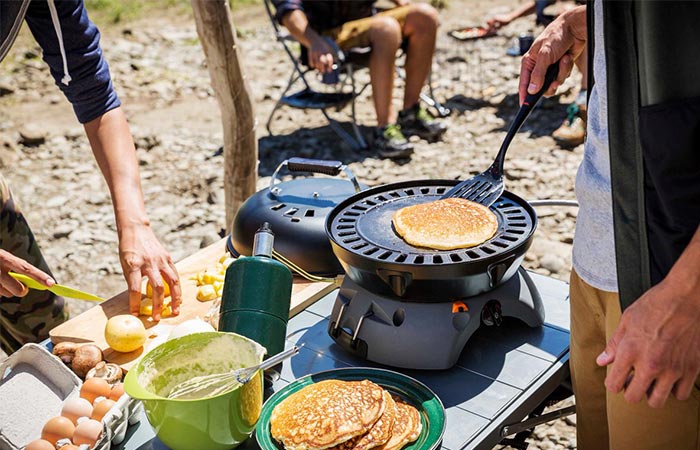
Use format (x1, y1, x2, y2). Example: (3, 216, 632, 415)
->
(323, 5, 411, 50)
(569, 270, 700, 450)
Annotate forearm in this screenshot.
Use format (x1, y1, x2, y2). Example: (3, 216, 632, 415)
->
(510, 1, 537, 22)
(83, 107, 149, 234)
(281, 10, 321, 48)
(563, 5, 587, 43)
(666, 226, 700, 295)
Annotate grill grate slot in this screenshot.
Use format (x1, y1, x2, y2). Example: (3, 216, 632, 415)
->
(338, 231, 355, 237)
(433, 255, 443, 264)
(466, 250, 479, 259)
(284, 208, 298, 216)
(493, 241, 508, 248)
(404, 189, 415, 196)
(501, 235, 518, 241)
(378, 251, 392, 260)
(414, 255, 425, 264)
(337, 224, 353, 230)
(420, 187, 430, 194)
(352, 242, 368, 250)
(376, 195, 388, 202)
(482, 246, 496, 255)
(345, 211, 361, 217)
(339, 218, 356, 223)
(506, 229, 525, 235)
(364, 247, 379, 256)
(343, 237, 361, 244)
(365, 200, 377, 206)
(291, 217, 300, 223)
(352, 205, 368, 211)
(511, 222, 527, 227)
(389, 191, 401, 198)
(395, 254, 407, 263)
(509, 215, 526, 220)
(450, 254, 462, 262)
(305, 209, 315, 217)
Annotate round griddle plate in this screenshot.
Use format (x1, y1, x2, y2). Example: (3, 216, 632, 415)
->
(328, 181, 535, 267)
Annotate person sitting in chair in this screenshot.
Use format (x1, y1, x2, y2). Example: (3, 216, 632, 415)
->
(272, 0, 447, 159)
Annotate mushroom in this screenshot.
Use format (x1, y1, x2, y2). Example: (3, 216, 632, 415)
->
(71, 344, 103, 378)
(53, 342, 78, 365)
(85, 361, 122, 384)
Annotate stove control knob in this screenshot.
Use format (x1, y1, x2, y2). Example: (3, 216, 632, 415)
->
(482, 300, 503, 327)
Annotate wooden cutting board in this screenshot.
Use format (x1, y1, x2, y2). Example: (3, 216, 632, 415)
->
(49, 238, 340, 371)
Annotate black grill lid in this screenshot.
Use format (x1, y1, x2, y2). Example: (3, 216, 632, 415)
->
(230, 158, 363, 275)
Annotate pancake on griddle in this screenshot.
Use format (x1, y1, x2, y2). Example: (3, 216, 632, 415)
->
(392, 197, 498, 250)
(377, 396, 422, 450)
(332, 390, 396, 450)
(270, 379, 386, 450)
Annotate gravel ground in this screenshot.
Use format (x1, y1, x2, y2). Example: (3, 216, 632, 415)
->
(0, 1, 581, 447)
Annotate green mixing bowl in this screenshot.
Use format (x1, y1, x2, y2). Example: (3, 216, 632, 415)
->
(124, 332, 266, 450)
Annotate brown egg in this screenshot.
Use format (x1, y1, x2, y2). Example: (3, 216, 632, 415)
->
(25, 439, 55, 450)
(41, 416, 75, 445)
(108, 382, 125, 401)
(61, 397, 94, 425)
(80, 378, 111, 404)
(91, 399, 116, 421)
(73, 419, 103, 448)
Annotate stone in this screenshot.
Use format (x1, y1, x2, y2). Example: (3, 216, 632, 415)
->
(0, 82, 14, 97)
(18, 125, 46, 146)
(540, 254, 565, 274)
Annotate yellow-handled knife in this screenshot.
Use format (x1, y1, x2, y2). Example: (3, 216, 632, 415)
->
(9, 272, 104, 302)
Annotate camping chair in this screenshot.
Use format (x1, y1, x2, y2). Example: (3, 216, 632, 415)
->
(263, 0, 450, 151)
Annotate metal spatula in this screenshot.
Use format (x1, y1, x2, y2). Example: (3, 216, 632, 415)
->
(442, 63, 560, 206)
(167, 345, 299, 399)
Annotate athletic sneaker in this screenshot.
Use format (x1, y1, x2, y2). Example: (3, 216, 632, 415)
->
(553, 103, 586, 147)
(374, 124, 414, 159)
(397, 103, 447, 142)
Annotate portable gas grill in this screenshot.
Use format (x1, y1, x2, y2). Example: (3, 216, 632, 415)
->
(325, 180, 545, 370)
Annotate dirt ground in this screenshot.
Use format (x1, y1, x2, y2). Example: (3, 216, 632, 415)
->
(0, 0, 582, 448)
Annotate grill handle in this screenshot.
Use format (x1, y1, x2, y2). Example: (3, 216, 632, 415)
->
(269, 158, 362, 196)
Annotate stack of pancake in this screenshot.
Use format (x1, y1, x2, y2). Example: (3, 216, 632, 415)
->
(270, 379, 422, 450)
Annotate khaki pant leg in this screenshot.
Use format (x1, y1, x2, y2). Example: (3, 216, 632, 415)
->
(569, 270, 611, 450)
(326, 5, 412, 50)
(604, 299, 700, 450)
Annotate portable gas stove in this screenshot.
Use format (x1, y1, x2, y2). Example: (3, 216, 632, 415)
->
(328, 269, 544, 370)
(324, 179, 544, 370)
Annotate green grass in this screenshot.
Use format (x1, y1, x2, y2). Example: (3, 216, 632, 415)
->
(85, 0, 262, 23)
(85, 0, 188, 23)
(85, 0, 261, 24)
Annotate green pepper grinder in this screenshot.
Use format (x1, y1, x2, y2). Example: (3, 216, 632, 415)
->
(218, 222, 293, 357)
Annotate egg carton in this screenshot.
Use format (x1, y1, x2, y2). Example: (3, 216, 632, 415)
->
(0, 344, 142, 450)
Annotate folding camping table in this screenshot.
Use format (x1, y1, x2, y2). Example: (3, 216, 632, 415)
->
(114, 271, 573, 450)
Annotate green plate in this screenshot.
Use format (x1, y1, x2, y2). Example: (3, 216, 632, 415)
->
(256, 367, 446, 450)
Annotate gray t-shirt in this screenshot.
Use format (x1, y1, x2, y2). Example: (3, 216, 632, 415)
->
(571, 0, 618, 292)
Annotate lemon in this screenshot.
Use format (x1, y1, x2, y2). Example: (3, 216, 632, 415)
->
(105, 315, 147, 353)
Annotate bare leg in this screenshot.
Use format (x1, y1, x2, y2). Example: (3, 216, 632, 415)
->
(367, 17, 402, 127)
(402, 4, 439, 110)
